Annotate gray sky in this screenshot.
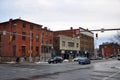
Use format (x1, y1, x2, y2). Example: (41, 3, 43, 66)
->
(0, 0, 120, 46)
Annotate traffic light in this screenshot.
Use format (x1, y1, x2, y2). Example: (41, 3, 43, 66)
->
(96, 33, 98, 39)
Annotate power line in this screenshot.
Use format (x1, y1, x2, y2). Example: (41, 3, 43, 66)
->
(90, 28, 120, 32)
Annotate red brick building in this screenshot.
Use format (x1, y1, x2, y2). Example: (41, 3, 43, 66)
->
(41, 27, 53, 61)
(0, 18, 94, 62)
(79, 27, 94, 57)
(54, 27, 80, 38)
(0, 19, 44, 62)
(99, 42, 120, 58)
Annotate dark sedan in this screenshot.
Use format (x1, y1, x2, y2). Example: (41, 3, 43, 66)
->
(48, 56, 63, 64)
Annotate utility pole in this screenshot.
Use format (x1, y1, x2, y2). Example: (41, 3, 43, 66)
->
(29, 31, 32, 62)
(40, 31, 42, 62)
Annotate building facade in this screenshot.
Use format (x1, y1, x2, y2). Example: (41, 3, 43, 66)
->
(53, 35, 80, 59)
(0, 19, 43, 62)
(53, 27, 94, 58)
(99, 42, 120, 58)
(0, 19, 94, 62)
(79, 27, 94, 57)
(41, 27, 53, 61)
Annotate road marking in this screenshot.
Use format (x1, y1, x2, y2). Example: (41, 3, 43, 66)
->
(102, 70, 120, 80)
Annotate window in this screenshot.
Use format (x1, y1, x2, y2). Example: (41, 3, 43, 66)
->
(0, 34, 2, 42)
(76, 43, 79, 48)
(13, 45, 16, 56)
(36, 34, 39, 42)
(42, 30, 44, 35)
(30, 24, 33, 30)
(36, 46, 39, 56)
(46, 40, 48, 44)
(36, 25, 39, 31)
(22, 32, 26, 40)
(22, 46, 26, 56)
(22, 22, 26, 28)
(62, 41, 65, 47)
(50, 40, 52, 44)
(13, 32, 16, 40)
(13, 22, 17, 28)
(68, 42, 74, 47)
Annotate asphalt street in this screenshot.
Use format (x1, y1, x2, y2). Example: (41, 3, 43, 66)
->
(0, 59, 120, 80)
(0, 61, 92, 80)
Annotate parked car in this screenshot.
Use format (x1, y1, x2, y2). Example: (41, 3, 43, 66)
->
(117, 54, 120, 60)
(72, 56, 81, 61)
(78, 57, 91, 64)
(63, 59, 69, 62)
(48, 56, 63, 64)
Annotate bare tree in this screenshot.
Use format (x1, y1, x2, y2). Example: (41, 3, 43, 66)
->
(114, 31, 120, 43)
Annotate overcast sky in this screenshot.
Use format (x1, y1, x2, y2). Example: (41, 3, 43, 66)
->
(0, 0, 120, 47)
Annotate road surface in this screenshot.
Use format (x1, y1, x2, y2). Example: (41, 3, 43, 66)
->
(0, 59, 120, 80)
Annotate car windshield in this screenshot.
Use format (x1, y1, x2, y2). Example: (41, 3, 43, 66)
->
(79, 57, 87, 59)
(74, 56, 81, 59)
(54, 56, 62, 59)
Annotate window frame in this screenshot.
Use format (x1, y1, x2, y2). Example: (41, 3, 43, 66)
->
(22, 32, 26, 40)
(68, 42, 74, 47)
(22, 22, 26, 29)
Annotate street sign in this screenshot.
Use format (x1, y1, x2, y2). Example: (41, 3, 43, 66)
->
(3, 31, 6, 35)
(28, 50, 32, 54)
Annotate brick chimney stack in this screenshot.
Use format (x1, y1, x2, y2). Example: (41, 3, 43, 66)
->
(70, 27, 73, 30)
(44, 27, 47, 30)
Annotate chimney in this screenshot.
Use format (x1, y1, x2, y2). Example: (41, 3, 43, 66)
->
(44, 27, 47, 30)
(70, 27, 73, 30)
(9, 18, 13, 21)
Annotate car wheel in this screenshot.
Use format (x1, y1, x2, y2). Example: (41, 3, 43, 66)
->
(55, 61, 57, 63)
(88, 61, 91, 64)
(60, 61, 62, 63)
(78, 62, 81, 64)
(81, 62, 84, 65)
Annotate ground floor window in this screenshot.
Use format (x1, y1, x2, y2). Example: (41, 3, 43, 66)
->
(13, 45, 16, 57)
(22, 46, 26, 56)
(36, 46, 39, 56)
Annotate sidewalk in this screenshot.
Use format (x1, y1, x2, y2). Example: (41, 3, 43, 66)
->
(93, 59, 120, 71)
